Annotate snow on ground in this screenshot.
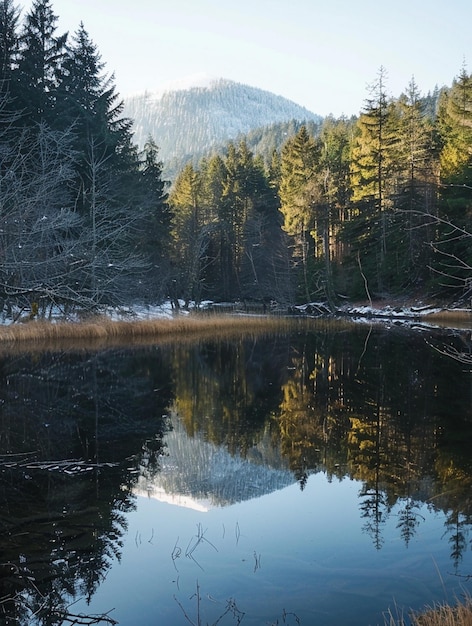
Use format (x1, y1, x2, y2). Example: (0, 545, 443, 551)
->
(107, 301, 181, 321)
(2, 299, 471, 331)
(291, 300, 472, 331)
(337, 302, 444, 319)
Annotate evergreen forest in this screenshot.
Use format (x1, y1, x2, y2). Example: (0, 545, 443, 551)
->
(1, 0, 472, 318)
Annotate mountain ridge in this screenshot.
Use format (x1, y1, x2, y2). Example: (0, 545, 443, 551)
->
(123, 77, 322, 174)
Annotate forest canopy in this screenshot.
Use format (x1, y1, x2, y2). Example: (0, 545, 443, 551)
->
(168, 67, 472, 308)
(1, 0, 471, 319)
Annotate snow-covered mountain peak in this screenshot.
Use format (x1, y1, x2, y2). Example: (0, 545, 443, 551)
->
(124, 78, 322, 177)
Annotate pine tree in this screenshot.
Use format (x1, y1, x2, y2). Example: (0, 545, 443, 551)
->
(16, 0, 67, 125)
(434, 65, 472, 292)
(268, 149, 281, 190)
(59, 22, 135, 212)
(438, 65, 472, 185)
(0, 0, 19, 91)
(200, 154, 226, 223)
(348, 67, 400, 296)
(56, 22, 106, 133)
(393, 78, 437, 289)
(0, 0, 21, 171)
(317, 116, 353, 302)
(279, 125, 320, 301)
(169, 163, 206, 305)
(137, 135, 171, 271)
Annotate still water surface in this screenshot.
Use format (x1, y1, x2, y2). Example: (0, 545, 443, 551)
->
(1, 320, 472, 625)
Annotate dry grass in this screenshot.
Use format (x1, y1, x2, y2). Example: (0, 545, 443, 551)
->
(412, 598, 472, 626)
(422, 309, 472, 325)
(385, 596, 472, 626)
(0, 313, 327, 354)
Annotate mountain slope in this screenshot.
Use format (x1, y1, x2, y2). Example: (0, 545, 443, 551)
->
(124, 78, 322, 167)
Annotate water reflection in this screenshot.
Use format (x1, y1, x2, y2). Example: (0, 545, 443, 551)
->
(0, 347, 172, 624)
(0, 322, 471, 624)
(149, 326, 472, 559)
(136, 412, 294, 509)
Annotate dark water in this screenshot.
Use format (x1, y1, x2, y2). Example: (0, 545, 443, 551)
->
(1, 320, 472, 625)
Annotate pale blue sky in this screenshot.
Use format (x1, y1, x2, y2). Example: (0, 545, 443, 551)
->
(45, 0, 471, 116)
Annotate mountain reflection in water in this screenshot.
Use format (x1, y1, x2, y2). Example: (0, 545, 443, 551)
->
(135, 411, 295, 509)
(0, 321, 472, 625)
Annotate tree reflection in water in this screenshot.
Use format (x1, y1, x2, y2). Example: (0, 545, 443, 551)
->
(0, 322, 471, 623)
(160, 325, 472, 560)
(0, 346, 171, 624)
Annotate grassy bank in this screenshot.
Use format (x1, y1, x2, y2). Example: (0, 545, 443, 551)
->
(422, 308, 472, 325)
(0, 313, 289, 341)
(1, 305, 469, 354)
(0, 313, 332, 354)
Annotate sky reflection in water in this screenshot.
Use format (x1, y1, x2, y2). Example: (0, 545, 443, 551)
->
(75, 413, 472, 626)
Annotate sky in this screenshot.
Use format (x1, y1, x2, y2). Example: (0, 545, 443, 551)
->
(41, 0, 472, 117)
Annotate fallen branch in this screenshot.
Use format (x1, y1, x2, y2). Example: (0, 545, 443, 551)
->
(426, 340, 472, 365)
(0, 457, 118, 475)
(0, 572, 118, 625)
(50, 608, 118, 625)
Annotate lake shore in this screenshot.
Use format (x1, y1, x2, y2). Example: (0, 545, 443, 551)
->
(0, 299, 470, 351)
(334, 301, 472, 326)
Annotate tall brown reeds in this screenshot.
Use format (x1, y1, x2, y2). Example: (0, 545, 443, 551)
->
(385, 596, 472, 626)
(422, 309, 472, 325)
(0, 313, 336, 354)
(412, 597, 472, 626)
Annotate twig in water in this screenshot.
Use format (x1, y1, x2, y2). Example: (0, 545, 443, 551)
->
(174, 581, 245, 626)
(51, 609, 118, 625)
(214, 598, 245, 625)
(281, 608, 301, 624)
(174, 593, 197, 626)
(431, 554, 447, 599)
(171, 537, 182, 572)
(356, 325, 372, 378)
(253, 551, 261, 572)
(185, 523, 218, 571)
(357, 249, 372, 308)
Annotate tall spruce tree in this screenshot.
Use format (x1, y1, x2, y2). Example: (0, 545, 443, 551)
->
(169, 163, 207, 305)
(434, 65, 472, 293)
(59, 22, 135, 211)
(348, 67, 400, 296)
(279, 125, 320, 302)
(134, 135, 171, 301)
(0, 0, 19, 93)
(198, 154, 228, 296)
(220, 141, 243, 295)
(393, 78, 437, 289)
(0, 2, 175, 314)
(316, 116, 353, 303)
(16, 0, 67, 126)
(438, 65, 472, 185)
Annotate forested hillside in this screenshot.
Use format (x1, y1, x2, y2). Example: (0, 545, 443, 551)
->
(0, 0, 470, 320)
(123, 79, 321, 178)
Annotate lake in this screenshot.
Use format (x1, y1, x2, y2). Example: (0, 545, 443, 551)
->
(1, 319, 472, 625)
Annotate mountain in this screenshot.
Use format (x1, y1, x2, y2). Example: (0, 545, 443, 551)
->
(123, 77, 322, 174)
